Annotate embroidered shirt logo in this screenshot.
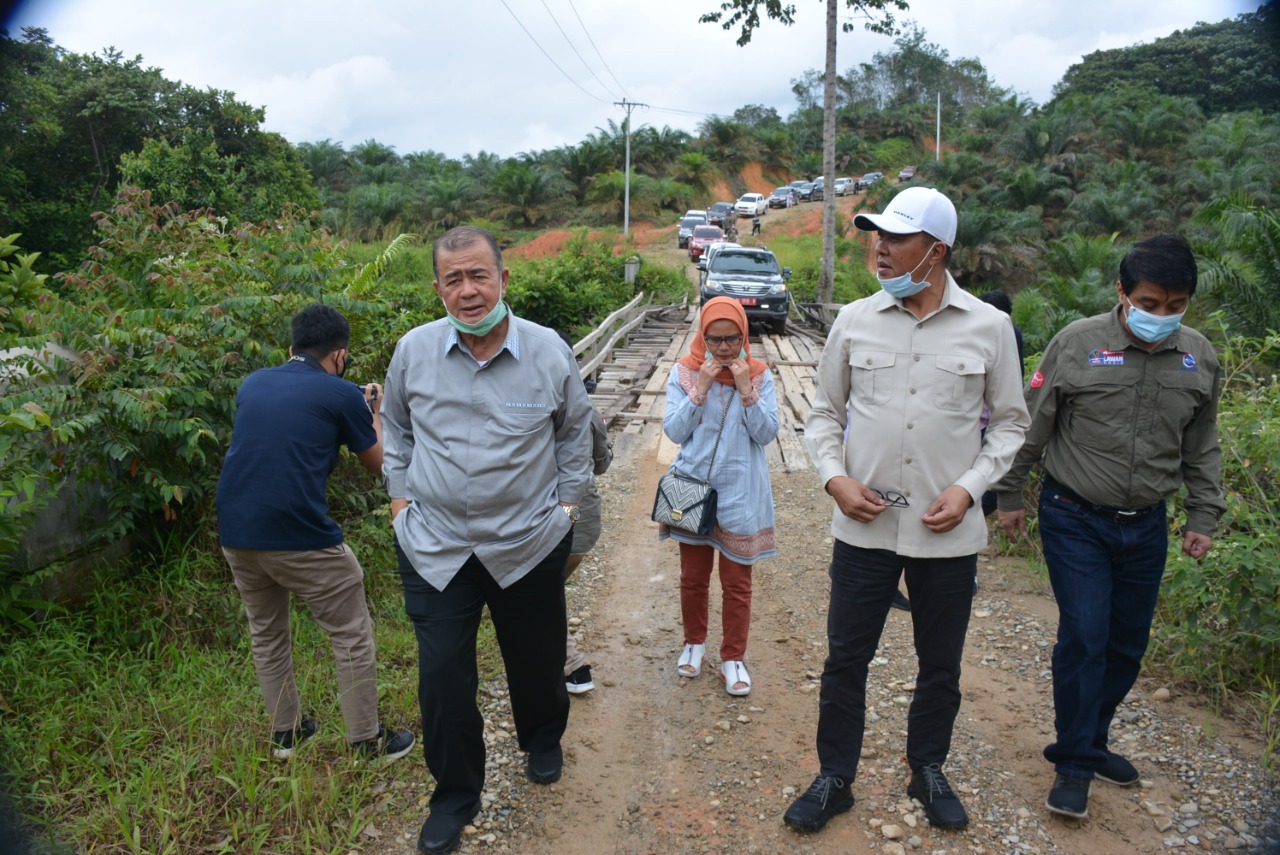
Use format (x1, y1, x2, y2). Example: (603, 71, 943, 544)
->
(1029, 369, 1045, 389)
(1181, 353, 1198, 371)
(1088, 349, 1125, 366)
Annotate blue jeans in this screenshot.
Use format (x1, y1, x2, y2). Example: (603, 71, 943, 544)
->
(1038, 481, 1167, 779)
(816, 540, 977, 781)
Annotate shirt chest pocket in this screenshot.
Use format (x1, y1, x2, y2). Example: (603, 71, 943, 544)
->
(1155, 371, 1208, 432)
(930, 354, 986, 411)
(848, 351, 896, 406)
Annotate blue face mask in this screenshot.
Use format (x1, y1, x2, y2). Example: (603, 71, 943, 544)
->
(1125, 301, 1184, 343)
(447, 300, 509, 336)
(877, 242, 940, 299)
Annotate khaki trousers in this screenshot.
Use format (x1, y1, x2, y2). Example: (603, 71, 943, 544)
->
(224, 544, 380, 743)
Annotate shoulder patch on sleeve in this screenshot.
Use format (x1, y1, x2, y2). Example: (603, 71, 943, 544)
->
(1029, 369, 1045, 389)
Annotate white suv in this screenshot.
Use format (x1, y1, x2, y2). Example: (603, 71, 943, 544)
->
(834, 177, 854, 196)
(735, 193, 767, 216)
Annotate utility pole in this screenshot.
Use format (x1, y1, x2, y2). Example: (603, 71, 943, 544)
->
(615, 98, 647, 237)
(935, 92, 941, 161)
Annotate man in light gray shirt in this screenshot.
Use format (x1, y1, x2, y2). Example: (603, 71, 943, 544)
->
(785, 188, 1028, 836)
(382, 226, 592, 855)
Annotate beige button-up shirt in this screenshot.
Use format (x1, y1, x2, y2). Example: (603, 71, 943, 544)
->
(806, 273, 1030, 558)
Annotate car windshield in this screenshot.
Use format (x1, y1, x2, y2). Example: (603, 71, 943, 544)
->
(771, 188, 789, 196)
(681, 218, 702, 228)
(693, 226, 722, 238)
(714, 252, 779, 275)
(861, 174, 876, 181)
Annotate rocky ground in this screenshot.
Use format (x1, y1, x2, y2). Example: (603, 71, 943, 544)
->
(361, 432, 1279, 855)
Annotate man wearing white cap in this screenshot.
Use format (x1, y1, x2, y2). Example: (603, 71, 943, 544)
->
(785, 187, 1029, 834)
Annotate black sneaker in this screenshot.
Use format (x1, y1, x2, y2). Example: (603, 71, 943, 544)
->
(1046, 773, 1091, 818)
(1095, 751, 1140, 787)
(565, 664, 595, 694)
(907, 763, 968, 829)
(783, 775, 854, 833)
(353, 726, 416, 766)
(272, 717, 319, 759)
(891, 590, 911, 611)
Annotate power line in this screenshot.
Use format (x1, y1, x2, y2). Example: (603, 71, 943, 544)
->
(645, 105, 717, 119)
(538, 0, 621, 101)
(496, 0, 611, 105)
(565, 0, 628, 100)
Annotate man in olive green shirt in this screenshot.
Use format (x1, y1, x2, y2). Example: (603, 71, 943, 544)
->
(994, 233, 1225, 820)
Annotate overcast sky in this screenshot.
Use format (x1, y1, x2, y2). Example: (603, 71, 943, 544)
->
(5, 0, 1260, 160)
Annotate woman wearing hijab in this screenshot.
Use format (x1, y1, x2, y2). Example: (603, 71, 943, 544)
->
(661, 297, 779, 696)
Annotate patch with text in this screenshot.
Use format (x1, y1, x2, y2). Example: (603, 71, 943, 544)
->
(1088, 349, 1125, 366)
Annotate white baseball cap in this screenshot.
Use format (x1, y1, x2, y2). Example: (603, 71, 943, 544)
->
(853, 186, 957, 247)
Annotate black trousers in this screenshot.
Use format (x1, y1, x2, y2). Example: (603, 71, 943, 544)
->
(816, 540, 977, 781)
(396, 531, 572, 817)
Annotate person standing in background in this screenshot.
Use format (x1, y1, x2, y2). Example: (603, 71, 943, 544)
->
(217, 303, 415, 765)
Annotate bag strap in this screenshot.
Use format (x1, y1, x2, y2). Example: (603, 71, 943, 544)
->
(702, 387, 736, 483)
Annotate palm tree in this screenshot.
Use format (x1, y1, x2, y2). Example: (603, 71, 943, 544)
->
(487, 162, 564, 227)
(296, 139, 350, 193)
(550, 142, 612, 205)
(343, 182, 411, 242)
(1192, 196, 1280, 339)
(1010, 232, 1123, 351)
(417, 175, 474, 231)
(950, 203, 1042, 288)
(670, 152, 716, 197)
(697, 117, 757, 172)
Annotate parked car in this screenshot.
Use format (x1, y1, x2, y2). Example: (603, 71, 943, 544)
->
(854, 171, 884, 192)
(700, 246, 792, 334)
(677, 215, 706, 248)
(794, 181, 815, 202)
(811, 177, 825, 201)
(688, 225, 726, 262)
(898, 165, 916, 183)
(735, 193, 767, 217)
(707, 202, 736, 228)
(768, 187, 797, 208)
(834, 177, 854, 196)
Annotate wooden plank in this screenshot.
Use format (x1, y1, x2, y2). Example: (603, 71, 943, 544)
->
(773, 390, 811, 471)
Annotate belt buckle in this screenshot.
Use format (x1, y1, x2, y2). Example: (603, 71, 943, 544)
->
(1114, 509, 1141, 523)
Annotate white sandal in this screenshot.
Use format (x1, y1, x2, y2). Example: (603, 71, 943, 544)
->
(721, 660, 751, 696)
(677, 643, 705, 678)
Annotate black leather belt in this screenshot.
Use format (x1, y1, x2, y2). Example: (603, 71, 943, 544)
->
(1043, 474, 1158, 525)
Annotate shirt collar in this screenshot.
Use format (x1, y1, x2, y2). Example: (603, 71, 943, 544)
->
(444, 314, 521, 362)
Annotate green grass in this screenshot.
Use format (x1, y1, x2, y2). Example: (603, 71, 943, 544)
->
(0, 518, 437, 853)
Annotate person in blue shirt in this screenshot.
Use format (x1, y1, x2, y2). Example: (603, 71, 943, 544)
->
(217, 303, 414, 764)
